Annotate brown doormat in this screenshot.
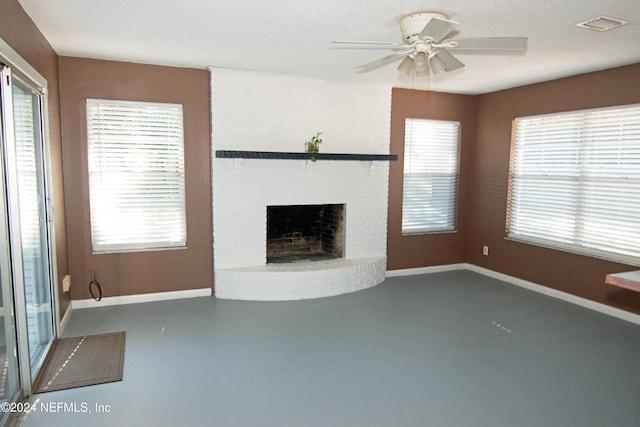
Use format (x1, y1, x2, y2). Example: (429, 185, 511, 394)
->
(34, 331, 125, 394)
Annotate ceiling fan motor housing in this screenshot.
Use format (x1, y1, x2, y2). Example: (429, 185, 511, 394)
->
(332, 10, 526, 77)
(400, 12, 448, 42)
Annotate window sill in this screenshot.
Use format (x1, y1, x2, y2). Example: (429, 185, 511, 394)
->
(92, 245, 187, 255)
(505, 235, 640, 268)
(402, 230, 458, 237)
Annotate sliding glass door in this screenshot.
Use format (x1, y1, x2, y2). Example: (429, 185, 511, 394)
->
(0, 66, 21, 422)
(10, 75, 55, 375)
(0, 61, 56, 406)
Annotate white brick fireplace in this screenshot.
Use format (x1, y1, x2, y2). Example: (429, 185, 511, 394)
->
(210, 68, 392, 300)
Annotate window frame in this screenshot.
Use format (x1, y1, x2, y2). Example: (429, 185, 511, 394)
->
(506, 103, 640, 266)
(401, 117, 461, 235)
(86, 98, 187, 254)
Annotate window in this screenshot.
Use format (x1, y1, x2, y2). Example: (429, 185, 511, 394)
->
(86, 99, 186, 253)
(402, 118, 461, 234)
(507, 104, 640, 265)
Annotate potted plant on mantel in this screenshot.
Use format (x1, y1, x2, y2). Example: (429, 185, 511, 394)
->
(304, 131, 323, 162)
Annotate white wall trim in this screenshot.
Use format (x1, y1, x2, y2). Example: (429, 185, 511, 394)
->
(386, 263, 467, 277)
(67, 264, 640, 324)
(466, 264, 640, 326)
(0, 36, 47, 90)
(58, 303, 73, 336)
(71, 288, 212, 310)
(388, 263, 640, 326)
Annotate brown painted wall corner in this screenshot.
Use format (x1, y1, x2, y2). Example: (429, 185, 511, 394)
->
(387, 88, 476, 270)
(0, 0, 71, 316)
(468, 63, 640, 314)
(58, 57, 213, 300)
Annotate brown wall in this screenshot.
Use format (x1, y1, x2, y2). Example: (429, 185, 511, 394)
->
(58, 57, 213, 299)
(0, 0, 70, 315)
(388, 65, 640, 315)
(387, 88, 476, 270)
(468, 63, 640, 314)
(5, 0, 639, 316)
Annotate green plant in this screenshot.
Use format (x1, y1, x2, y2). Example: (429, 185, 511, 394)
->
(304, 131, 323, 162)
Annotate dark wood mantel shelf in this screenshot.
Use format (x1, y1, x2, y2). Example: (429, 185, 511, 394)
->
(606, 270, 640, 293)
(215, 150, 397, 161)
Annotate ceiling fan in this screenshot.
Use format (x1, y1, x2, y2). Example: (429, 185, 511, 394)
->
(333, 12, 527, 76)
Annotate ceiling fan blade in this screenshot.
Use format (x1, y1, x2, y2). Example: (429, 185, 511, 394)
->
(419, 17, 459, 43)
(356, 49, 414, 72)
(431, 48, 465, 73)
(332, 40, 405, 47)
(447, 37, 528, 50)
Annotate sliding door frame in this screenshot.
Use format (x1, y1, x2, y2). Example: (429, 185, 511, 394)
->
(0, 37, 61, 398)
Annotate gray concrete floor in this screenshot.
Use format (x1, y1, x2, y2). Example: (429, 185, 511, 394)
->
(14, 271, 640, 426)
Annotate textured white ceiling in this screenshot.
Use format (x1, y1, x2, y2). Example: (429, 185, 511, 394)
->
(18, 0, 640, 94)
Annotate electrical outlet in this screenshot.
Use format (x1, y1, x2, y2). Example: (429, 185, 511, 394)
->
(482, 245, 489, 256)
(62, 275, 71, 293)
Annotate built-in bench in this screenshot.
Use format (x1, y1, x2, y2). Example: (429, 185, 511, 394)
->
(606, 270, 640, 293)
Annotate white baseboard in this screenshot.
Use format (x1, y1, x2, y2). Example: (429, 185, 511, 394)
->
(466, 264, 640, 326)
(386, 263, 467, 277)
(388, 263, 640, 326)
(71, 287, 212, 310)
(64, 265, 640, 326)
(58, 302, 73, 336)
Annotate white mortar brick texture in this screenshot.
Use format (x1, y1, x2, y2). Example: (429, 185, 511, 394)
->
(210, 69, 392, 299)
(215, 257, 387, 301)
(213, 159, 389, 268)
(211, 68, 391, 154)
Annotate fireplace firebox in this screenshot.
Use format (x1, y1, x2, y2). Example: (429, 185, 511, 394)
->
(267, 204, 344, 263)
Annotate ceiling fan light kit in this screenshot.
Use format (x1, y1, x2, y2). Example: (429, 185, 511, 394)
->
(333, 11, 527, 78)
(413, 51, 430, 76)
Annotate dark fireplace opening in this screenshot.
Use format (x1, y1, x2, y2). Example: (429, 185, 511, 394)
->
(267, 204, 345, 263)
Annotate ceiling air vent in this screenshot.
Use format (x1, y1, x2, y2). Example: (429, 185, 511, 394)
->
(575, 16, 628, 32)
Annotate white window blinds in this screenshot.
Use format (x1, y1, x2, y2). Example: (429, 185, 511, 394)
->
(86, 99, 186, 253)
(12, 82, 42, 250)
(507, 104, 640, 265)
(402, 118, 461, 234)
